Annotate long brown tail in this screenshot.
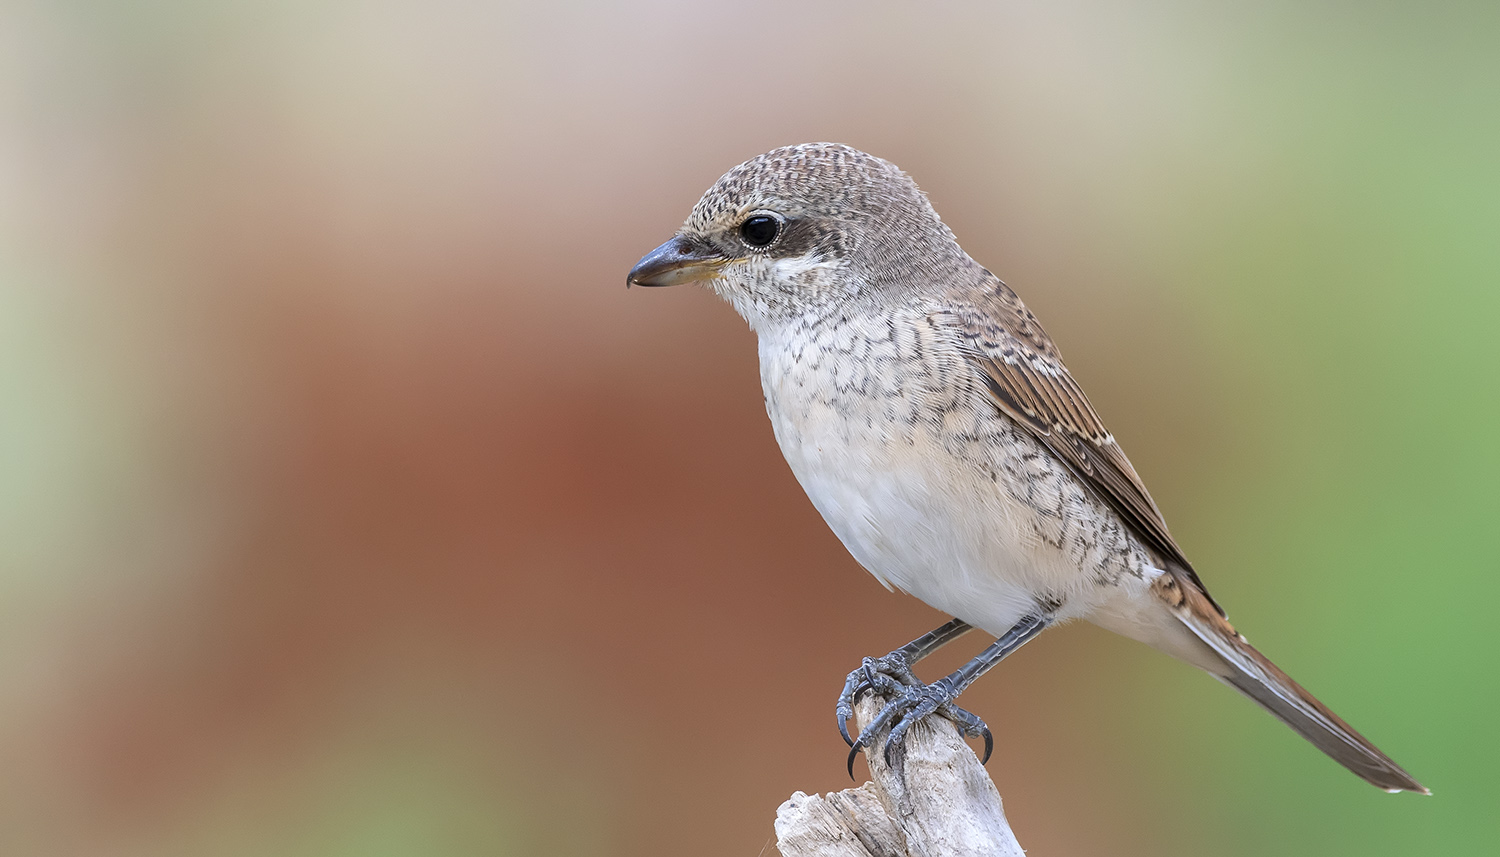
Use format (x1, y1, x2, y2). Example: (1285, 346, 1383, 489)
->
(1156, 571, 1428, 794)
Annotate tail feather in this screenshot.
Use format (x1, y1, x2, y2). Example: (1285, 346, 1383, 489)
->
(1156, 570, 1428, 794)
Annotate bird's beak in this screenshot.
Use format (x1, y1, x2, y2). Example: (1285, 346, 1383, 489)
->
(627, 237, 727, 287)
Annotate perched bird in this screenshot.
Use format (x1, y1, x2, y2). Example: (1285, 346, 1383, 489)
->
(627, 143, 1425, 793)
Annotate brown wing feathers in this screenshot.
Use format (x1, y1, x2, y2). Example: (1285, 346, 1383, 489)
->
(942, 274, 1223, 615)
(941, 271, 1427, 793)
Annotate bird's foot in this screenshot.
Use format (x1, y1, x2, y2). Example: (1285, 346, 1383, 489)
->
(837, 656, 992, 778)
(836, 652, 919, 745)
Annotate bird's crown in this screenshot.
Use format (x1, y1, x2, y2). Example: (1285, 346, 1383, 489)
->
(685, 143, 913, 233)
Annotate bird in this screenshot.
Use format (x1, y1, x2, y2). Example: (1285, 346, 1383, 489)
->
(626, 142, 1426, 794)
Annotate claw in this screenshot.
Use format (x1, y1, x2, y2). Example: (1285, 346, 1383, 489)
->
(837, 703, 855, 746)
(834, 615, 1035, 776)
(849, 679, 996, 772)
(936, 701, 994, 764)
(837, 643, 997, 776)
(837, 656, 908, 749)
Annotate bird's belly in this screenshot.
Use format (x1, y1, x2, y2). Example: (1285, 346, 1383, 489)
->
(767, 394, 1097, 637)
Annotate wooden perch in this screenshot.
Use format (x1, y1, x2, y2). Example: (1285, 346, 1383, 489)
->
(773, 693, 1024, 857)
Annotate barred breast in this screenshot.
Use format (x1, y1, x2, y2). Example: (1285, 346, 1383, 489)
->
(756, 304, 1156, 637)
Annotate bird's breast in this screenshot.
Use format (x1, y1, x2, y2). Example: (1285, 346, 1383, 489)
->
(755, 310, 1139, 635)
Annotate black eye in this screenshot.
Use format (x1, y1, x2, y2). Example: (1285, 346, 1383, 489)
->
(739, 215, 780, 248)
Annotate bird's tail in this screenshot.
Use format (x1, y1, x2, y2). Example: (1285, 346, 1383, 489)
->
(1154, 570, 1428, 794)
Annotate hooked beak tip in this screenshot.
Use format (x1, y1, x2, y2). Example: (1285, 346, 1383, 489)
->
(627, 237, 726, 288)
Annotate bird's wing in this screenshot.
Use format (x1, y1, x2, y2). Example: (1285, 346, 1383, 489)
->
(934, 273, 1433, 792)
(934, 271, 1223, 616)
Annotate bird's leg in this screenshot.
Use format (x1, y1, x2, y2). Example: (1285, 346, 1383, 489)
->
(837, 618, 973, 747)
(847, 612, 1052, 775)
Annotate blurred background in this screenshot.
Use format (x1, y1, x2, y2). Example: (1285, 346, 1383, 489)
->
(1, 1, 1496, 854)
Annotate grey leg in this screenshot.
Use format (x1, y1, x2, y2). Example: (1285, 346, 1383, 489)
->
(836, 618, 974, 746)
(848, 612, 1052, 775)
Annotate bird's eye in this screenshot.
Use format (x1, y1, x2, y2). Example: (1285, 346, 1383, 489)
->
(739, 215, 781, 248)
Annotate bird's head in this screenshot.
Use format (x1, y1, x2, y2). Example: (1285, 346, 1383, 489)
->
(627, 143, 969, 329)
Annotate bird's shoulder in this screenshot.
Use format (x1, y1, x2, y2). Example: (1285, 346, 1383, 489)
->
(930, 271, 1064, 364)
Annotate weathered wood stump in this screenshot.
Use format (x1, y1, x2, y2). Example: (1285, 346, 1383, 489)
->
(774, 693, 1024, 857)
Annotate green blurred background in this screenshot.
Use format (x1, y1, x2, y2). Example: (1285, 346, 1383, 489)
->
(1, 1, 1495, 854)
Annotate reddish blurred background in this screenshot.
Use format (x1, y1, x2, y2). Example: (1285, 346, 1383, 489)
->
(1, 2, 1494, 855)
